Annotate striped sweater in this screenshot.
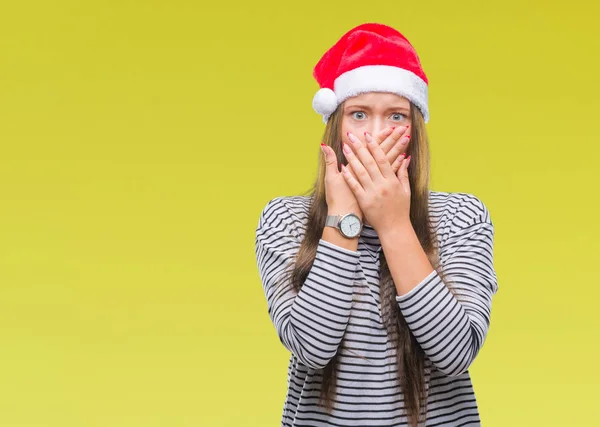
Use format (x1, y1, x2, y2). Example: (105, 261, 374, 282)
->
(254, 191, 499, 426)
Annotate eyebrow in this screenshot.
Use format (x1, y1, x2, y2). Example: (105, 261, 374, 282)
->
(345, 104, 410, 113)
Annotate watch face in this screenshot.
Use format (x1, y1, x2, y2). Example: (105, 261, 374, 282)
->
(340, 214, 361, 237)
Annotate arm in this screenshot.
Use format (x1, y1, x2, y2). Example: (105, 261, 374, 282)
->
(254, 198, 361, 369)
(379, 201, 499, 377)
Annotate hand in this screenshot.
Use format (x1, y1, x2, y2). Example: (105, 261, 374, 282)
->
(341, 125, 410, 185)
(320, 143, 362, 218)
(340, 129, 412, 232)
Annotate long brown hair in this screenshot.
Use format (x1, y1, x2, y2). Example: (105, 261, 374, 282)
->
(282, 99, 450, 426)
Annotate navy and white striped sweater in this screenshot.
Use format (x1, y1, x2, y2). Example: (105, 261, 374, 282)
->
(255, 191, 499, 426)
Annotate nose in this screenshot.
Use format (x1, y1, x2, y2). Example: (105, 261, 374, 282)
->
(368, 121, 386, 141)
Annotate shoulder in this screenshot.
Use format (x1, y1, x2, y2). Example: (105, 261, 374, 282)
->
(257, 195, 312, 238)
(428, 190, 493, 234)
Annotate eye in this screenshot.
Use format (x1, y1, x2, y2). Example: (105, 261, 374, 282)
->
(391, 113, 407, 121)
(350, 111, 366, 120)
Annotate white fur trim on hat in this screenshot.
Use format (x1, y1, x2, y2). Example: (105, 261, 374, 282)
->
(316, 65, 429, 124)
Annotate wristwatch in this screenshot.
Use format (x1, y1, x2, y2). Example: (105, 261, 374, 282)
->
(325, 213, 363, 238)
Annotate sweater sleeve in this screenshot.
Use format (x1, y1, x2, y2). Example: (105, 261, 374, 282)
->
(395, 199, 499, 377)
(254, 197, 361, 370)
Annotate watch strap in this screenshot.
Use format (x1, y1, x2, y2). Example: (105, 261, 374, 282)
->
(325, 215, 341, 228)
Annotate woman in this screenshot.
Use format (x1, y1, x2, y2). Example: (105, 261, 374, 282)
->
(255, 22, 499, 426)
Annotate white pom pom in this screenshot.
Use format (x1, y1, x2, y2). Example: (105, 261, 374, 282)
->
(312, 88, 338, 116)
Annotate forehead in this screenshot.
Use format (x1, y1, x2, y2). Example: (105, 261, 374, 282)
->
(344, 92, 410, 109)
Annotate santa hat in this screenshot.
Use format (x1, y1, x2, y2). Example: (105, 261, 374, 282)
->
(312, 23, 429, 124)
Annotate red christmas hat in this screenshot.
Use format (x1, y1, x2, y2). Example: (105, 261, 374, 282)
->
(312, 23, 429, 124)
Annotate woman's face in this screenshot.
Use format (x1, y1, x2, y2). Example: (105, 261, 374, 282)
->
(340, 92, 412, 149)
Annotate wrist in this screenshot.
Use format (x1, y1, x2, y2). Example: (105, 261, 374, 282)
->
(322, 226, 360, 251)
(327, 206, 362, 220)
(380, 219, 413, 236)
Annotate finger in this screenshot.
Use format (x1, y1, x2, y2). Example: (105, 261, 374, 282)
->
(392, 153, 407, 176)
(341, 164, 366, 199)
(402, 155, 412, 193)
(378, 126, 401, 154)
(376, 126, 395, 149)
(388, 133, 411, 166)
(347, 131, 381, 184)
(364, 131, 396, 180)
(345, 160, 360, 182)
(381, 125, 410, 160)
(396, 155, 411, 186)
(343, 138, 375, 192)
(344, 162, 365, 199)
(321, 143, 340, 178)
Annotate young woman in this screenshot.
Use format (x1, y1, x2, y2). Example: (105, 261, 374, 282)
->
(255, 22, 499, 427)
